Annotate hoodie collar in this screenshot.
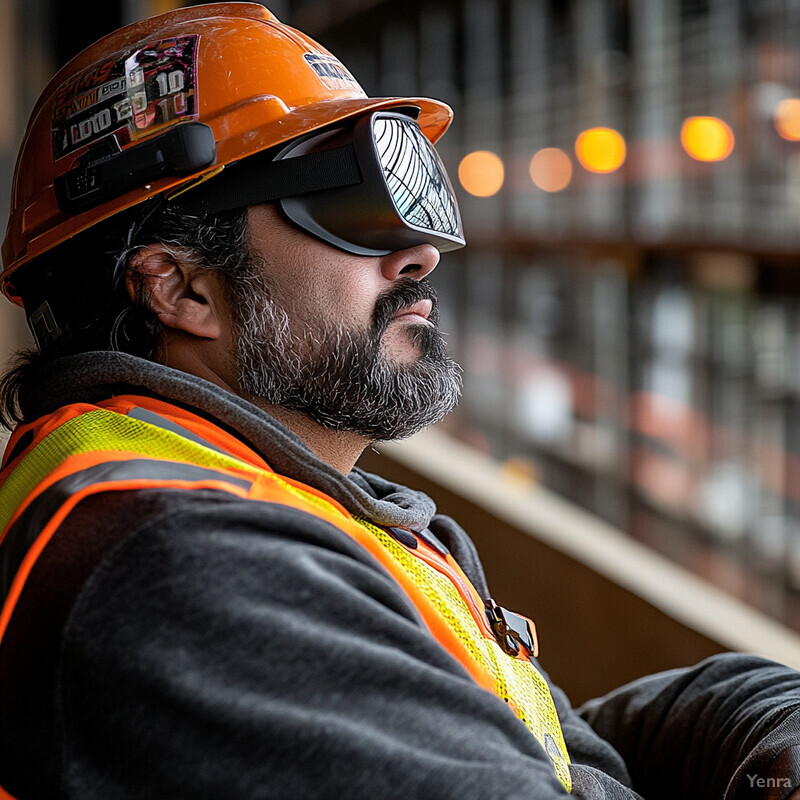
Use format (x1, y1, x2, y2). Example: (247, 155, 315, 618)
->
(20, 351, 438, 532)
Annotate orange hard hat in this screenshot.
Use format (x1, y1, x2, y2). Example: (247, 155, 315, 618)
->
(1, 2, 453, 305)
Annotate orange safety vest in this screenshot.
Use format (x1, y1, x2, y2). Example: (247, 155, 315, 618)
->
(0, 394, 571, 796)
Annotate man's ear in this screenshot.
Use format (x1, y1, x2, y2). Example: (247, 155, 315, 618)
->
(127, 244, 224, 340)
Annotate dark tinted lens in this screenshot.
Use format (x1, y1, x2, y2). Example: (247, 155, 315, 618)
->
(373, 116, 461, 238)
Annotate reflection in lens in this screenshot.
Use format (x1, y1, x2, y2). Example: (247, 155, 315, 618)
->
(373, 117, 461, 237)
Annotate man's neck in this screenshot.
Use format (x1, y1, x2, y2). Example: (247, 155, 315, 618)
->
(254, 403, 368, 475)
(155, 345, 367, 474)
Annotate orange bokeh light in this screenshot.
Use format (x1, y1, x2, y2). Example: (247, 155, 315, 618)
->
(775, 99, 800, 141)
(458, 150, 505, 197)
(680, 116, 734, 161)
(574, 127, 626, 174)
(529, 148, 573, 192)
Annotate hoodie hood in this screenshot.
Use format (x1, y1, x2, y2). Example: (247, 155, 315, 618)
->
(17, 351, 439, 530)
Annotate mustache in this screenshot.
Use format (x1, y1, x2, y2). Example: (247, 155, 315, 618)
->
(372, 278, 440, 334)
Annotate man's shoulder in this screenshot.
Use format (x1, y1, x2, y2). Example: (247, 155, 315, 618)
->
(68, 484, 375, 560)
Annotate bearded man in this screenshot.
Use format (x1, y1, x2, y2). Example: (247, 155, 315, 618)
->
(1, 5, 800, 800)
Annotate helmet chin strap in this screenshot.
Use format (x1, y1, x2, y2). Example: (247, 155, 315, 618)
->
(27, 301, 63, 351)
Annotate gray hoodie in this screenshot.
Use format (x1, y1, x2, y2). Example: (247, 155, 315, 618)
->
(1, 351, 799, 800)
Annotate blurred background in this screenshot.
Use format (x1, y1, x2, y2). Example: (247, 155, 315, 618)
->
(6, 0, 800, 695)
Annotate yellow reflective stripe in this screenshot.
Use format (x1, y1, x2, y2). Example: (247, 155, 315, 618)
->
(354, 516, 572, 792)
(215, 462, 572, 790)
(0, 409, 259, 534)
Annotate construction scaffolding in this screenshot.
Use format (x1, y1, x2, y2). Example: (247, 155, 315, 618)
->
(299, 0, 800, 630)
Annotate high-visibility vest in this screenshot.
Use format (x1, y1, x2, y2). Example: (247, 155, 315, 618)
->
(0, 394, 571, 796)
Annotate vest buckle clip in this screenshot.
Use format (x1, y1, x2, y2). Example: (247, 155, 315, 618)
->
(485, 598, 539, 658)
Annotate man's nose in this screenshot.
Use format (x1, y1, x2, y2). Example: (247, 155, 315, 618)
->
(379, 244, 440, 282)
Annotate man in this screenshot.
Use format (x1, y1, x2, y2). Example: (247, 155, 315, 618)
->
(0, 4, 799, 799)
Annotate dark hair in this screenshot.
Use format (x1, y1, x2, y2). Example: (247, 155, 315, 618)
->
(0, 202, 250, 428)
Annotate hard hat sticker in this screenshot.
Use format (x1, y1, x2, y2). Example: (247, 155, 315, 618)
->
(303, 53, 359, 91)
(52, 35, 199, 161)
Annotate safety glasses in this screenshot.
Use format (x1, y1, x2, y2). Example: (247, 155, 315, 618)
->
(177, 110, 465, 256)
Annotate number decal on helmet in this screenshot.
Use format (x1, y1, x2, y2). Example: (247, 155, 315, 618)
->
(51, 36, 200, 161)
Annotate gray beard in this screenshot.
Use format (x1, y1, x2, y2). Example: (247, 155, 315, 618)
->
(228, 265, 462, 442)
